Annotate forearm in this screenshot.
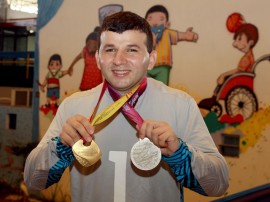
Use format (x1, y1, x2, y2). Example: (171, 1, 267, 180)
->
(69, 53, 82, 68)
(174, 97, 229, 196)
(189, 145, 229, 196)
(24, 136, 74, 190)
(163, 139, 228, 197)
(162, 141, 207, 196)
(24, 137, 58, 190)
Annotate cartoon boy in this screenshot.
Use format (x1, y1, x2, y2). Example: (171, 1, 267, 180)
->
(68, 27, 103, 91)
(215, 23, 258, 91)
(145, 5, 198, 85)
(40, 54, 71, 107)
(198, 22, 259, 111)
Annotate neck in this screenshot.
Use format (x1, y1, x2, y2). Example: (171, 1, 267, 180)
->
(106, 77, 147, 95)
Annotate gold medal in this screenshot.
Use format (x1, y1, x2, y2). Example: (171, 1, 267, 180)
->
(72, 140, 101, 167)
(72, 83, 140, 167)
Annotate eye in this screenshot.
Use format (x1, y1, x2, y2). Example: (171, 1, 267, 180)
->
(236, 35, 242, 41)
(105, 48, 115, 52)
(127, 48, 138, 53)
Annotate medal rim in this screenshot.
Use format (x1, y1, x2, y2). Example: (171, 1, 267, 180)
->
(130, 138, 161, 171)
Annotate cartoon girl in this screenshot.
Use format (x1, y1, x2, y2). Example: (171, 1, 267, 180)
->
(68, 27, 103, 91)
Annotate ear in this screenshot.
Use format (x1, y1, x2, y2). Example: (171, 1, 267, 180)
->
(165, 21, 171, 28)
(248, 40, 254, 48)
(147, 50, 157, 70)
(95, 51, 101, 70)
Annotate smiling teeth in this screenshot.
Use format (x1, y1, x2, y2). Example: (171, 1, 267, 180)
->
(114, 70, 129, 74)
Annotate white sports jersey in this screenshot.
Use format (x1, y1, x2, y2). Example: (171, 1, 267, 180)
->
(24, 78, 229, 202)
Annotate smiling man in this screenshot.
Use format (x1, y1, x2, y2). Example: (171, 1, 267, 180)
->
(24, 11, 229, 202)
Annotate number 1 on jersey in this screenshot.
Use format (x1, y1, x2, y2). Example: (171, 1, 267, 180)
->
(109, 151, 127, 202)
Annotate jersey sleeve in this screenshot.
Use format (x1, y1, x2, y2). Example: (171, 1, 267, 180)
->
(164, 95, 229, 197)
(24, 100, 74, 190)
(162, 141, 207, 197)
(46, 137, 74, 188)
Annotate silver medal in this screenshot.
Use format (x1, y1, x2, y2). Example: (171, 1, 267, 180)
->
(130, 138, 161, 170)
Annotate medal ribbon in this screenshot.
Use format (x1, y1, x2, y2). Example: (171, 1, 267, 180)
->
(107, 77, 147, 128)
(90, 83, 140, 125)
(81, 79, 144, 143)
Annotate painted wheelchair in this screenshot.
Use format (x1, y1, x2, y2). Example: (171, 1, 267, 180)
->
(198, 54, 270, 119)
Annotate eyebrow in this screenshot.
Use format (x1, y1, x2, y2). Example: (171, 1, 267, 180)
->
(127, 44, 141, 49)
(102, 44, 142, 49)
(102, 44, 115, 48)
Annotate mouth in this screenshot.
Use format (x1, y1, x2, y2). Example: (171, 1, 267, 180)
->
(112, 70, 130, 76)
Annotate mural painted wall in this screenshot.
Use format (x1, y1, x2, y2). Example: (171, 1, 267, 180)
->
(36, 0, 270, 201)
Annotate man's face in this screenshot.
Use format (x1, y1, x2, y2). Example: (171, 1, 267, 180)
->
(48, 60, 61, 73)
(96, 30, 156, 94)
(146, 12, 168, 28)
(233, 33, 253, 53)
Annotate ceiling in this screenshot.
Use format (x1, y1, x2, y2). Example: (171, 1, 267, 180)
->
(7, 0, 38, 14)
(0, 0, 37, 31)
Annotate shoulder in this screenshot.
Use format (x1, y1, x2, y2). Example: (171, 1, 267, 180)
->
(82, 47, 88, 56)
(143, 79, 199, 122)
(146, 78, 194, 103)
(62, 84, 103, 107)
(54, 83, 104, 120)
(166, 28, 178, 36)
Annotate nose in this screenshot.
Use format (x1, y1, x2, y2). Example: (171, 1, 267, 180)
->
(232, 40, 237, 48)
(113, 50, 126, 65)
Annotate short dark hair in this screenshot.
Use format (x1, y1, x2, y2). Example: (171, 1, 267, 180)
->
(48, 54, 62, 66)
(99, 11, 153, 53)
(234, 23, 259, 49)
(145, 5, 169, 21)
(86, 26, 100, 43)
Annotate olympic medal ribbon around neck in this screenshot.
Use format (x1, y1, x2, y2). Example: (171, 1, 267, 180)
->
(107, 77, 147, 128)
(72, 81, 141, 167)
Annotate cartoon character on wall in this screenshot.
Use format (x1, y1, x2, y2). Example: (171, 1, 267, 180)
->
(198, 13, 270, 156)
(68, 27, 103, 91)
(98, 4, 123, 25)
(198, 13, 266, 122)
(68, 4, 123, 91)
(39, 54, 72, 114)
(145, 5, 199, 85)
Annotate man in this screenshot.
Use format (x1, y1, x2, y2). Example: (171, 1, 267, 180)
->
(24, 11, 229, 202)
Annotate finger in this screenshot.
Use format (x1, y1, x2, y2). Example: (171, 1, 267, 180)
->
(186, 27, 193, 32)
(81, 118, 95, 135)
(157, 133, 169, 148)
(143, 122, 162, 146)
(61, 124, 81, 146)
(60, 131, 76, 146)
(152, 127, 168, 147)
(137, 122, 147, 139)
(145, 122, 154, 138)
(67, 115, 93, 142)
(194, 34, 199, 42)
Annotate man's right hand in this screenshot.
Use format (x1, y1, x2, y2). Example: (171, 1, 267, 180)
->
(60, 114, 95, 147)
